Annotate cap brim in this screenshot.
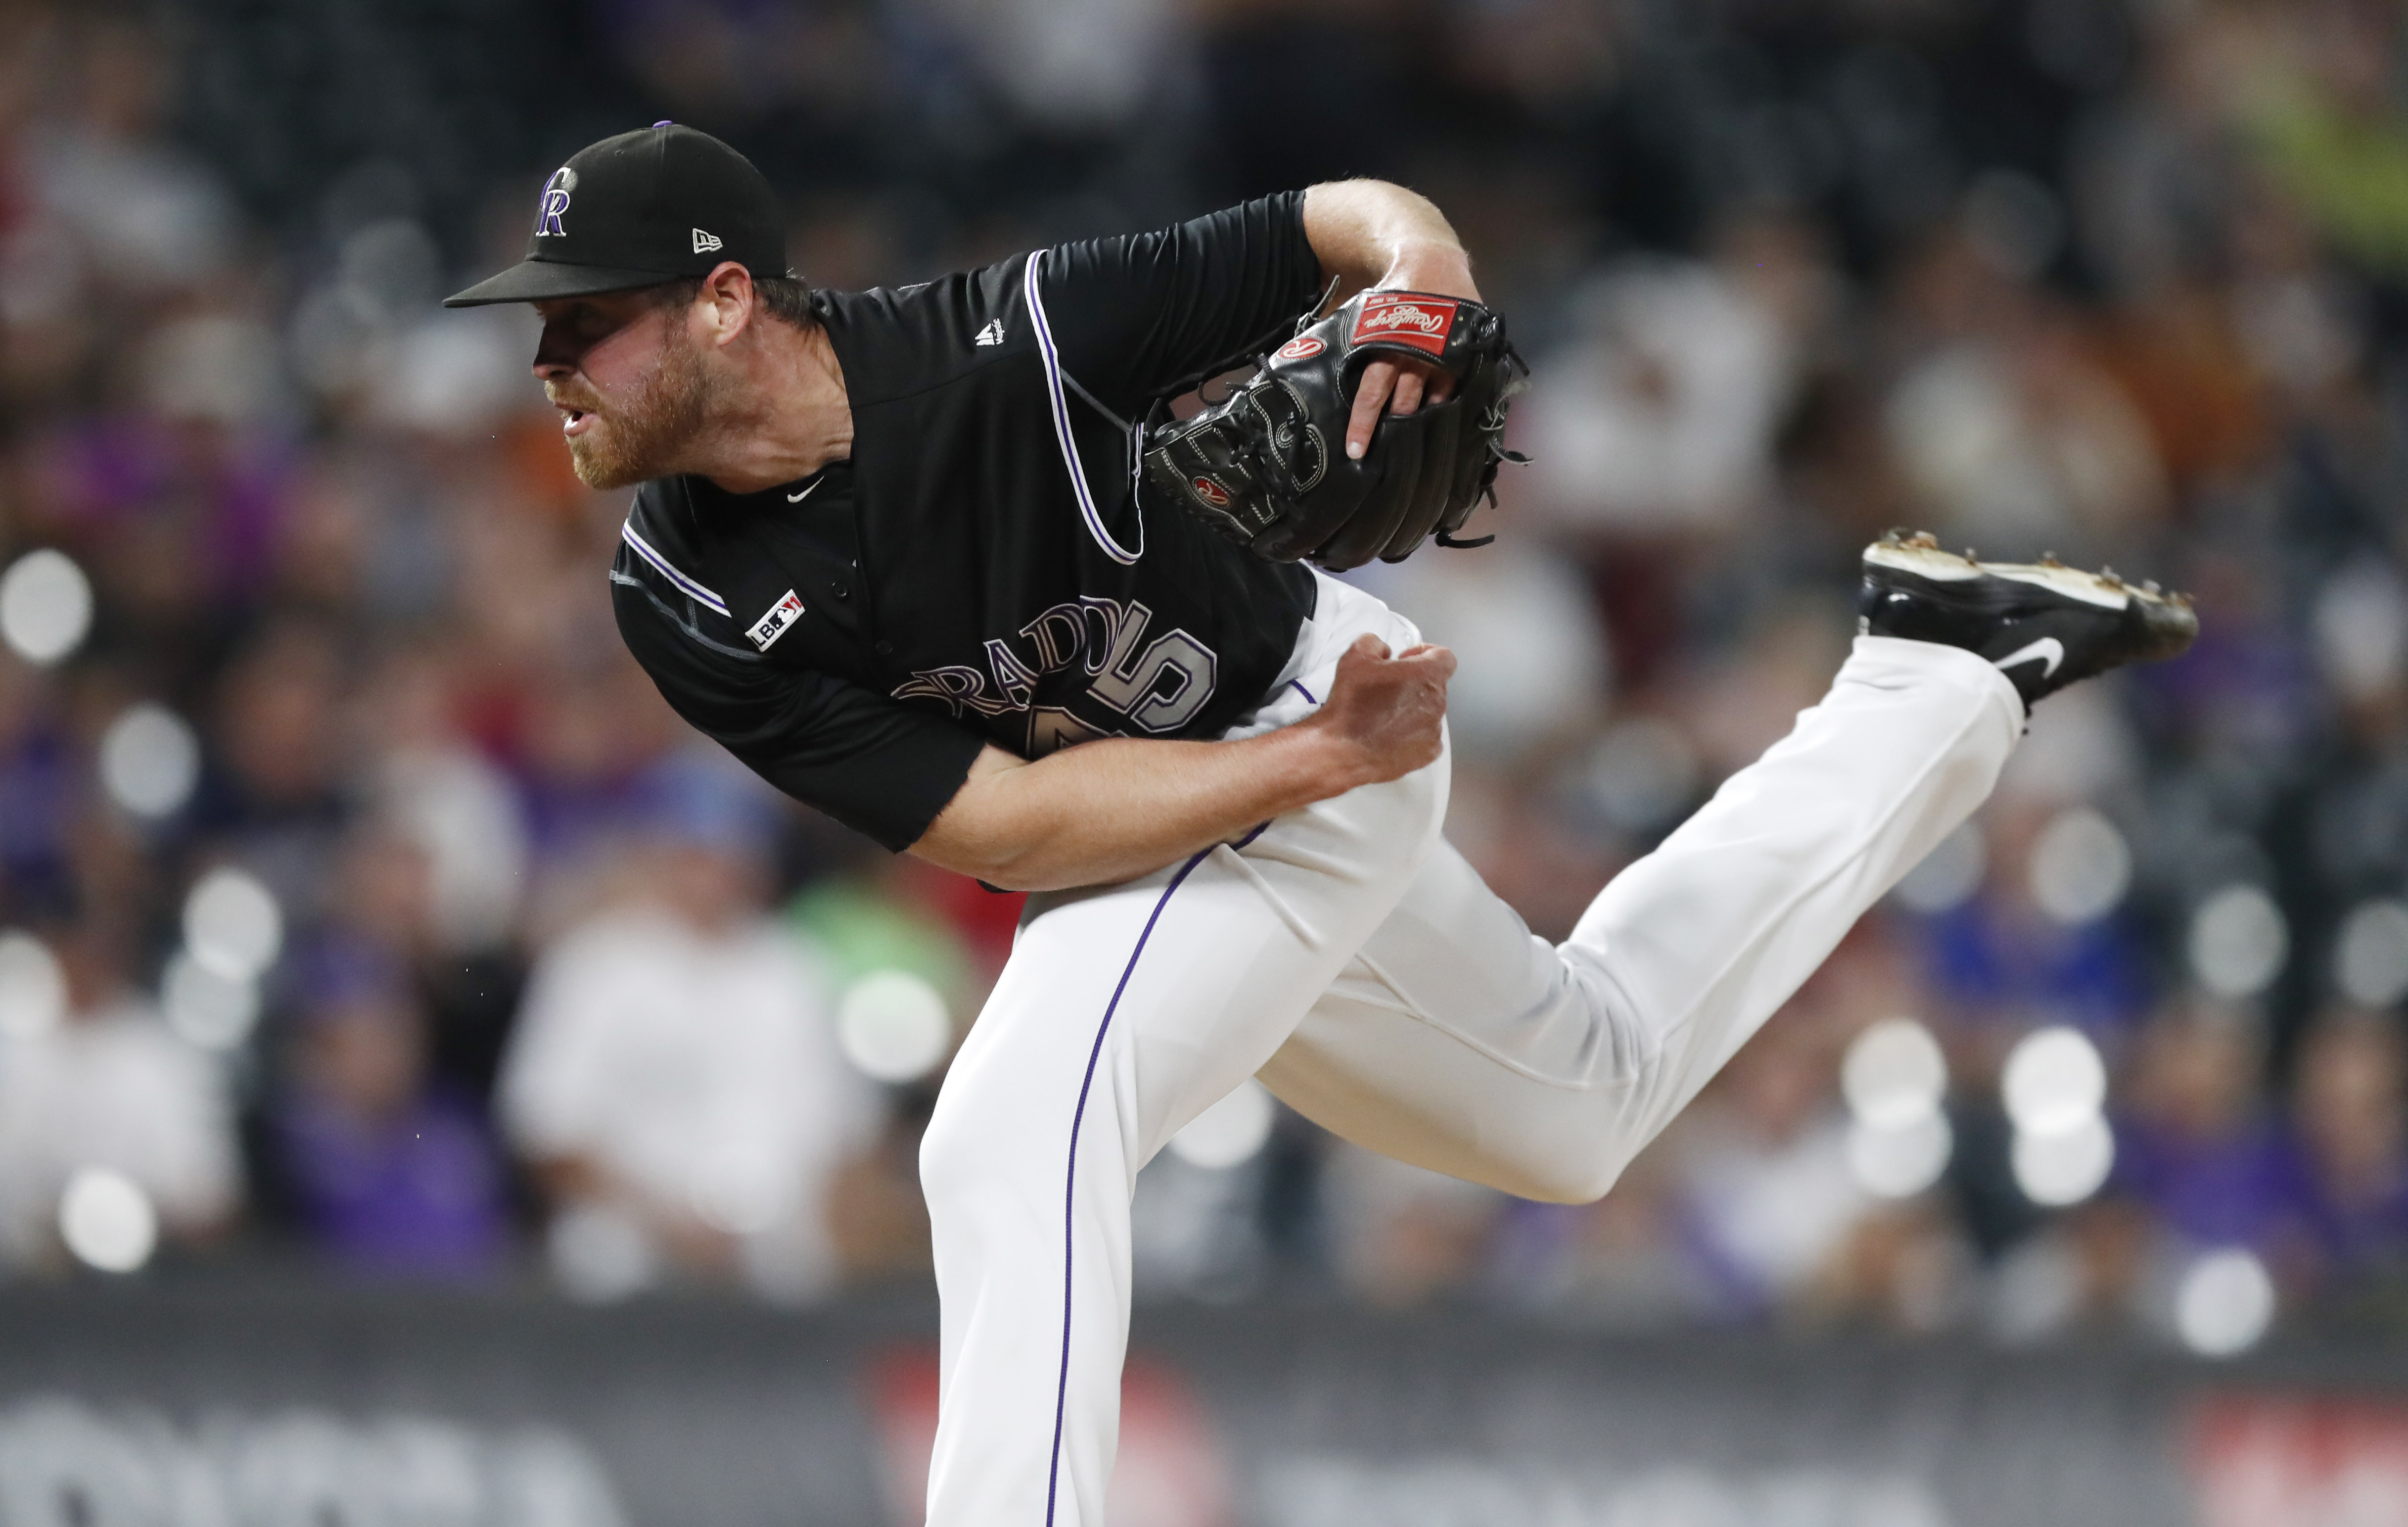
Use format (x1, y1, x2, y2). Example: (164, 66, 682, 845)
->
(442, 258, 680, 307)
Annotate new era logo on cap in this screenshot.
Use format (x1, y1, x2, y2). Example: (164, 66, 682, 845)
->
(693, 228, 722, 254)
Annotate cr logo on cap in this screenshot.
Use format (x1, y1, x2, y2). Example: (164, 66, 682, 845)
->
(535, 166, 576, 239)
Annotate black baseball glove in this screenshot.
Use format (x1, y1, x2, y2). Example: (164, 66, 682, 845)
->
(1141, 289, 1528, 572)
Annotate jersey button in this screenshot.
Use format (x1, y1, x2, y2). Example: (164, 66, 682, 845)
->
(832, 584, 849, 601)
(875, 640, 893, 655)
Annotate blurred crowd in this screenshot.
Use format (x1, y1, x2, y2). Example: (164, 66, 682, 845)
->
(0, 0, 2406, 1354)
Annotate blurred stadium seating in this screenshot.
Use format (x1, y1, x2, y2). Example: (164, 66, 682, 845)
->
(4, 0, 2408, 1519)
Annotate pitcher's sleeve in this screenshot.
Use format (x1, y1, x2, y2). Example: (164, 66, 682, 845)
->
(1032, 190, 1324, 414)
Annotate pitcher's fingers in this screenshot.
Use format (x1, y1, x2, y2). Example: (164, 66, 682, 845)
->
(1347, 360, 1396, 459)
(1389, 370, 1426, 416)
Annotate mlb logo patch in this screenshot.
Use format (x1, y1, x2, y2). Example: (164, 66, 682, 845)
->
(1350, 293, 1458, 358)
(748, 589, 805, 651)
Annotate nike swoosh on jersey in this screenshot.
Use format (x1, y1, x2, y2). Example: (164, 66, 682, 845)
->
(787, 479, 823, 503)
(1994, 635, 2065, 678)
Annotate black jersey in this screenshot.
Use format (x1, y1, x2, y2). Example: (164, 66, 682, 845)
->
(610, 193, 1325, 851)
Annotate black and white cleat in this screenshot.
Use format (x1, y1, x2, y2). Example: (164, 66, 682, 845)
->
(1859, 529, 2199, 710)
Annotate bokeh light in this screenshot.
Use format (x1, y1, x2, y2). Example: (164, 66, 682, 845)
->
(2176, 1248, 2276, 1357)
(1847, 1112, 1953, 1200)
(1168, 1080, 1275, 1170)
(1841, 1017, 1948, 1130)
(181, 868, 284, 983)
(2027, 808, 2131, 925)
(2334, 899, 2408, 1009)
(2188, 885, 2288, 1000)
(2010, 1115, 2115, 1208)
(160, 951, 260, 1051)
(0, 548, 93, 665)
(58, 1167, 158, 1274)
(2002, 1026, 2113, 1208)
(97, 702, 201, 820)
(835, 970, 952, 1084)
(2001, 1027, 2107, 1137)
(0, 930, 66, 1040)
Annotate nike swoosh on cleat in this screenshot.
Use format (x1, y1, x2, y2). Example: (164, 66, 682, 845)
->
(1994, 636, 2065, 678)
(787, 479, 822, 503)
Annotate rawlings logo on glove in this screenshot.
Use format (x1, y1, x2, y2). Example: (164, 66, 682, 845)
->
(1350, 293, 1457, 354)
(1142, 288, 1527, 571)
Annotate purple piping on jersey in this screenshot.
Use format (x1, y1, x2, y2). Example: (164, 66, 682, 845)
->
(1045, 846, 1210, 1527)
(1024, 251, 1144, 567)
(1289, 679, 1318, 705)
(620, 520, 731, 617)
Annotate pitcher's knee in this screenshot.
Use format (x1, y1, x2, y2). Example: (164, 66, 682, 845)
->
(1510, 1151, 1627, 1207)
(1483, 1117, 1649, 1205)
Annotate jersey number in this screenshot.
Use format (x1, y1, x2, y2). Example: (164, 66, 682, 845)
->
(891, 597, 1219, 745)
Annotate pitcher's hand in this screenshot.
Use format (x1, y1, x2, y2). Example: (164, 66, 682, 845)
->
(1303, 634, 1455, 784)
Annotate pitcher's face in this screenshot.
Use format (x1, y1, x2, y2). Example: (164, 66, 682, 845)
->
(532, 288, 720, 490)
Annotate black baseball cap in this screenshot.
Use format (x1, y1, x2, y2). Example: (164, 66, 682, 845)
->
(444, 122, 788, 307)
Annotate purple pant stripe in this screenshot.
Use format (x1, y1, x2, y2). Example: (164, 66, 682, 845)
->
(1044, 846, 1213, 1527)
(1289, 678, 1318, 705)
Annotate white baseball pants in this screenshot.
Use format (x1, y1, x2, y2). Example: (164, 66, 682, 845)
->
(917, 574, 2023, 1527)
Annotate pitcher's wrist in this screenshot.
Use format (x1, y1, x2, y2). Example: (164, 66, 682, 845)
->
(1378, 244, 1479, 301)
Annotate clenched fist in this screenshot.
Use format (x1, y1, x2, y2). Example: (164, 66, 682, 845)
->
(1304, 633, 1456, 786)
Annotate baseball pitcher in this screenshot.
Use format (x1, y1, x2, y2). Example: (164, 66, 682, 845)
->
(449, 124, 2195, 1525)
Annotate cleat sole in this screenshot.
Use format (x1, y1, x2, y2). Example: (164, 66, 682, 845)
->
(1864, 539, 2156, 612)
